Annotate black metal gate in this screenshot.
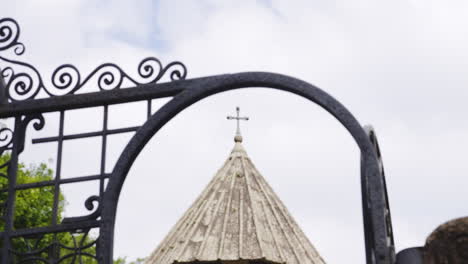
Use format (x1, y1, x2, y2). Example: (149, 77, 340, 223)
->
(0, 18, 395, 264)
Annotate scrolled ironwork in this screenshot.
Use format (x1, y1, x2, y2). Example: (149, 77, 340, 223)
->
(1, 56, 187, 101)
(62, 195, 101, 224)
(58, 230, 98, 263)
(0, 60, 43, 102)
(10, 229, 98, 264)
(0, 17, 187, 102)
(0, 127, 13, 151)
(0, 18, 25, 56)
(15, 113, 45, 154)
(21, 113, 45, 131)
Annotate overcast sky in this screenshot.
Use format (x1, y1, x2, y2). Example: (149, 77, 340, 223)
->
(2, 0, 468, 263)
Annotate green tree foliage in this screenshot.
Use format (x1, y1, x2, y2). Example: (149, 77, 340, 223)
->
(0, 154, 142, 263)
(0, 154, 96, 263)
(0, 155, 58, 230)
(113, 257, 146, 264)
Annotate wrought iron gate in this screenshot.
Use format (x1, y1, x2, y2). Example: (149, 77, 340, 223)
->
(0, 18, 395, 264)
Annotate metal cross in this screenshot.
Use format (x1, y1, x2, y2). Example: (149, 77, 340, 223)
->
(227, 106, 249, 138)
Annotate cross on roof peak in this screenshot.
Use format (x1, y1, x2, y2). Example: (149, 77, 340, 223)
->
(226, 106, 249, 143)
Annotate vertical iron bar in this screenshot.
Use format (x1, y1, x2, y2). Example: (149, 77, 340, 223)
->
(51, 111, 64, 262)
(52, 111, 64, 224)
(1, 117, 22, 264)
(100, 106, 108, 195)
(0, 68, 7, 105)
(97, 105, 109, 263)
(147, 100, 152, 119)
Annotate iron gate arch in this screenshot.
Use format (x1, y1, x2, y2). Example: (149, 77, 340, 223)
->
(101, 72, 394, 264)
(0, 17, 395, 264)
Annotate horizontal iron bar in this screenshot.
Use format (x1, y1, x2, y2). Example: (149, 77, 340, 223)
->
(7, 220, 101, 238)
(0, 76, 216, 118)
(0, 173, 110, 192)
(32, 126, 140, 144)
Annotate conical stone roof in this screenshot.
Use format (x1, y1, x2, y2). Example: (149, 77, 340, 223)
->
(146, 138, 325, 264)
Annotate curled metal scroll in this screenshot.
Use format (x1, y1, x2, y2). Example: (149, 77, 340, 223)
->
(0, 114, 44, 178)
(0, 17, 187, 101)
(17, 113, 45, 153)
(0, 18, 25, 55)
(0, 126, 13, 151)
(62, 195, 102, 225)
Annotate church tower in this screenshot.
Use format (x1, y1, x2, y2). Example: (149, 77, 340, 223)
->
(145, 107, 325, 264)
